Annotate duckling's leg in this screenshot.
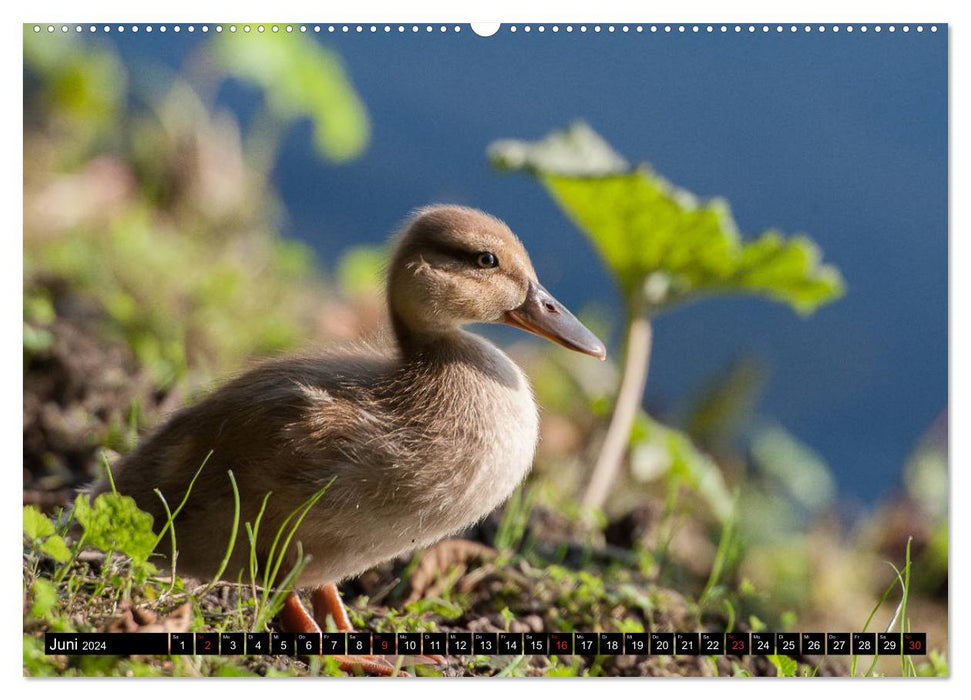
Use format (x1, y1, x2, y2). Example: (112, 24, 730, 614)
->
(310, 583, 353, 631)
(280, 589, 404, 676)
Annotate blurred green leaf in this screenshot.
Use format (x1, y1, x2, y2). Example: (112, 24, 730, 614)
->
(768, 654, 798, 677)
(29, 579, 59, 619)
(24, 29, 127, 157)
(24, 292, 56, 325)
(337, 245, 386, 296)
(630, 412, 733, 522)
(489, 122, 844, 314)
(904, 415, 947, 520)
(214, 33, 369, 162)
(915, 649, 948, 677)
(736, 491, 805, 545)
(212, 663, 259, 677)
(23, 634, 61, 676)
(23, 506, 56, 540)
(40, 535, 72, 563)
(685, 356, 766, 449)
(751, 424, 835, 512)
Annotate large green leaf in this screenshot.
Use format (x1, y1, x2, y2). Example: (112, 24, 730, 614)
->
(489, 123, 844, 314)
(214, 33, 369, 162)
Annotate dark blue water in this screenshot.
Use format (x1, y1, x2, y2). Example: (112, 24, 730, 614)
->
(105, 25, 947, 505)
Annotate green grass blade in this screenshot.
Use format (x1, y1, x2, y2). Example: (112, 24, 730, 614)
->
(264, 481, 332, 591)
(200, 470, 242, 596)
(152, 488, 179, 595)
(101, 451, 118, 495)
(152, 450, 213, 549)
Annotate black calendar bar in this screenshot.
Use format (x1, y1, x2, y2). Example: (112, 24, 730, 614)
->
(43, 631, 930, 656)
(45, 632, 169, 655)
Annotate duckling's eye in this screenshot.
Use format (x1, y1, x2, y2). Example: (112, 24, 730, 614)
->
(475, 252, 499, 269)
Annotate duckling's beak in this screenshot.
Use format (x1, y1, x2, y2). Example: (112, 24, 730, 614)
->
(503, 280, 607, 360)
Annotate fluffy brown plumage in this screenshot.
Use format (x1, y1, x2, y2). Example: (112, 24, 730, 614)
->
(103, 205, 605, 588)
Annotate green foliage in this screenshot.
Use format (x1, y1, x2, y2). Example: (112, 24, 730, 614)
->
(336, 244, 387, 296)
(545, 657, 583, 676)
(685, 357, 766, 449)
(73, 492, 158, 579)
(751, 424, 836, 513)
(853, 537, 921, 677)
(22, 323, 55, 354)
(403, 597, 465, 621)
(23, 291, 56, 354)
(23, 29, 127, 161)
(23, 505, 55, 540)
(490, 122, 844, 316)
(23, 635, 61, 677)
(768, 653, 798, 677)
(904, 419, 947, 521)
(214, 32, 370, 162)
(40, 535, 73, 563)
(245, 481, 333, 631)
(700, 497, 742, 607)
(201, 470, 242, 593)
(24, 505, 74, 570)
(24, 30, 366, 391)
(31, 207, 317, 388)
(28, 579, 59, 619)
(915, 650, 948, 677)
(629, 413, 733, 522)
(494, 485, 536, 553)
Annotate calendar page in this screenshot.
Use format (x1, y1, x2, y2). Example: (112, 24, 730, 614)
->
(22, 14, 948, 680)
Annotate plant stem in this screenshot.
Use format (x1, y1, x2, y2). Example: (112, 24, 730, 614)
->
(582, 313, 654, 515)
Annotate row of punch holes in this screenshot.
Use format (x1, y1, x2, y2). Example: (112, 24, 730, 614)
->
(33, 24, 940, 36)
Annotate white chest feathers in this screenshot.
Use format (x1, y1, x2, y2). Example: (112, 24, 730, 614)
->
(411, 341, 539, 539)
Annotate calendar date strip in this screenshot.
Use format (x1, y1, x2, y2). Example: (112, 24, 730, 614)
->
(44, 631, 928, 657)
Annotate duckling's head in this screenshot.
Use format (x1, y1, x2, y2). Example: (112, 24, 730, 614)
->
(388, 205, 606, 360)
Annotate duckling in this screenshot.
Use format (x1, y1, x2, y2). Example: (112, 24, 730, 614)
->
(102, 205, 605, 673)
